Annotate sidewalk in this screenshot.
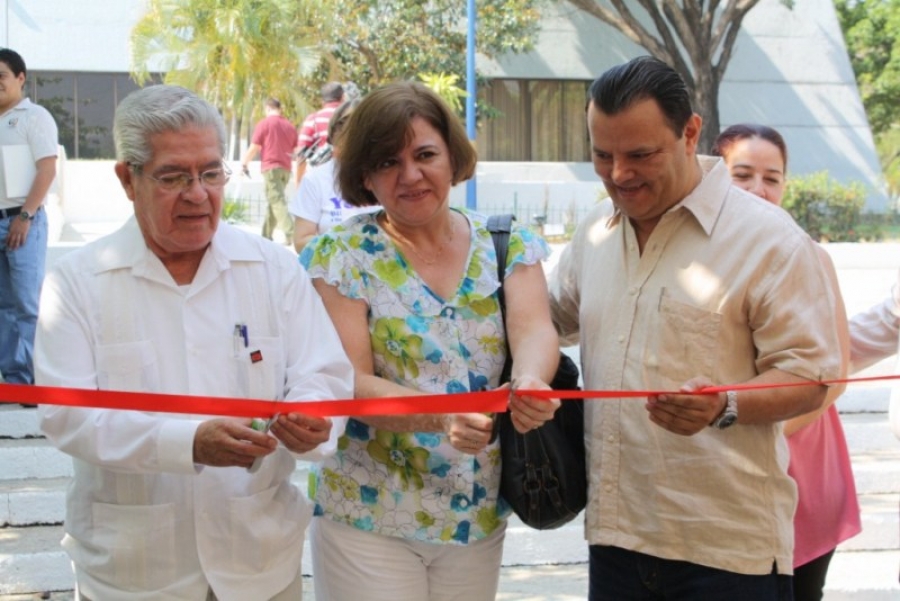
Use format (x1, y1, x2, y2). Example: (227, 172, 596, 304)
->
(0, 565, 589, 601)
(0, 568, 587, 601)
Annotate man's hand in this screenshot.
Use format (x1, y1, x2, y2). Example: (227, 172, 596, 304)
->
(241, 164, 251, 178)
(645, 377, 726, 436)
(270, 413, 332, 454)
(5, 217, 31, 250)
(193, 418, 278, 468)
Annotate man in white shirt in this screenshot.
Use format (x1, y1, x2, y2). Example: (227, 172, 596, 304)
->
(37, 85, 354, 601)
(0, 48, 57, 400)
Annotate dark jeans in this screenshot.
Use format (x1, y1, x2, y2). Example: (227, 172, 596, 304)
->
(792, 549, 834, 601)
(589, 545, 794, 601)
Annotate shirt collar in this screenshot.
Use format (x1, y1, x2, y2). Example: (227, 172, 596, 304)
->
(1, 97, 31, 119)
(676, 155, 733, 236)
(603, 156, 729, 232)
(90, 217, 265, 277)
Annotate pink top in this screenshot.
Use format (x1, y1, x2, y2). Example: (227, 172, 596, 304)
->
(787, 404, 861, 567)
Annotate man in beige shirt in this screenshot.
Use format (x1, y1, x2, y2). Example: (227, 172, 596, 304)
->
(549, 56, 841, 600)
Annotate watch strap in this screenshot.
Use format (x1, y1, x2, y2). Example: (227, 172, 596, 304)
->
(711, 390, 738, 429)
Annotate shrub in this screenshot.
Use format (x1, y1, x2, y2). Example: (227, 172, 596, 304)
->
(222, 198, 249, 224)
(782, 172, 867, 242)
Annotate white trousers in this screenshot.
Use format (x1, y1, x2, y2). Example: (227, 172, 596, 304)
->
(310, 516, 506, 601)
(76, 570, 303, 601)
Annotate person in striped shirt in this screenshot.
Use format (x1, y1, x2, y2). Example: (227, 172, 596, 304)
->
(294, 82, 344, 184)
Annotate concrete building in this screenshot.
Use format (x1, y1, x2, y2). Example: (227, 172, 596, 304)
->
(0, 0, 887, 227)
(478, 0, 887, 210)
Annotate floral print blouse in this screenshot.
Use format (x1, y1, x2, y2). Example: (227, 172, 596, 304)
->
(300, 208, 550, 544)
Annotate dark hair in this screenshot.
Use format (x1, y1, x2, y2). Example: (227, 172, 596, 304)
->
(264, 98, 282, 110)
(337, 81, 477, 207)
(0, 48, 26, 78)
(328, 98, 361, 146)
(589, 56, 693, 137)
(712, 123, 789, 172)
(321, 82, 344, 104)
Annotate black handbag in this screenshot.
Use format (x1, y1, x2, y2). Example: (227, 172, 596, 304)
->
(487, 214, 587, 530)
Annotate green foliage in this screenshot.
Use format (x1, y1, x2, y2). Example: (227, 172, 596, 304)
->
(221, 197, 249, 224)
(836, 0, 900, 200)
(853, 211, 899, 241)
(876, 127, 900, 199)
(301, 0, 543, 107)
(130, 0, 331, 156)
(418, 73, 468, 113)
(835, 0, 900, 137)
(129, 0, 544, 150)
(782, 172, 867, 242)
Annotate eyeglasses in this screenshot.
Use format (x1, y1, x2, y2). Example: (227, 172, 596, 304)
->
(129, 163, 232, 192)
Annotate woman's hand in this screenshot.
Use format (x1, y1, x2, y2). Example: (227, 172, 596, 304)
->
(443, 413, 494, 455)
(509, 375, 560, 434)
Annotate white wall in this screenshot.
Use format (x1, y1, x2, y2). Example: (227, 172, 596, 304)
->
(4, 0, 150, 72)
(54, 160, 605, 235)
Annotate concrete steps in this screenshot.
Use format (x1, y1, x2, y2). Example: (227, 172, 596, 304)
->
(0, 403, 73, 596)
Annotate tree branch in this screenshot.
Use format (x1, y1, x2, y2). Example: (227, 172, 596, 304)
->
(711, 0, 761, 75)
(566, 0, 666, 57)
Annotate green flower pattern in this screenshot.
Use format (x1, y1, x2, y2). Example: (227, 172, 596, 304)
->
(371, 317, 424, 380)
(368, 430, 431, 490)
(300, 209, 549, 545)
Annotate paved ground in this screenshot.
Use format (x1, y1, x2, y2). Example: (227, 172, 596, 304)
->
(0, 566, 589, 601)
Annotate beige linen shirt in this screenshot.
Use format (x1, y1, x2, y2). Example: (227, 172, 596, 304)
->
(550, 156, 841, 576)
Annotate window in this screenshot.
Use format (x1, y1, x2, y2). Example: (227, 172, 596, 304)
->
(477, 79, 591, 162)
(28, 71, 147, 159)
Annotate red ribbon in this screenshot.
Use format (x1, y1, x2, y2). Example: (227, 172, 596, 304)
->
(0, 383, 508, 418)
(3, 374, 899, 419)
(525, 373, 900, 399)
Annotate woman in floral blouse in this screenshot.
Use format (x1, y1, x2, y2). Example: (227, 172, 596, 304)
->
(299, 81, 561, 601)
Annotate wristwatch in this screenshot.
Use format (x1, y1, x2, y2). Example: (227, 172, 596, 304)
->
(711, 390, 738, 429)
(18, 210, 33, 222)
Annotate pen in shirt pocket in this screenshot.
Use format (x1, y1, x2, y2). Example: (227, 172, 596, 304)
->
(232, 324, 242, 357)
(233, 323, 250, 357)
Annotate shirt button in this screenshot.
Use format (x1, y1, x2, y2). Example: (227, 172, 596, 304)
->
(606, 435, 615, 443)
(617, 335, 625, 343)
(628, 287, 637, 295)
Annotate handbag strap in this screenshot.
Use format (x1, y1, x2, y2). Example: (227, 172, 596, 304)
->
(486, 213, 515, 385)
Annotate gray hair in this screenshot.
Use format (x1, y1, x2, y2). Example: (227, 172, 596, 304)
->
(113, 85, 226, 166)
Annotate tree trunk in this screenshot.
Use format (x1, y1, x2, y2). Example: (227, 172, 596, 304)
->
(692, 68, 721, 155)
(227, 113, 239, 161)
(565, 0, 764, 156)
